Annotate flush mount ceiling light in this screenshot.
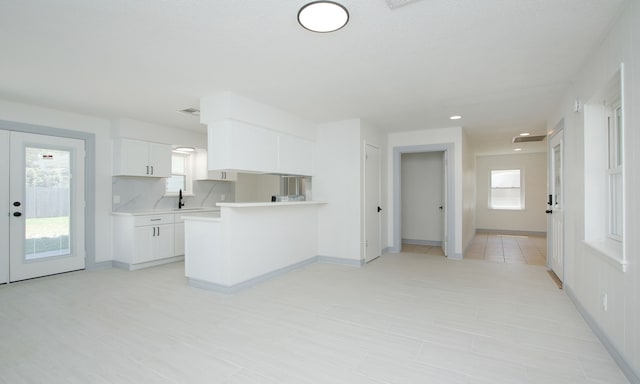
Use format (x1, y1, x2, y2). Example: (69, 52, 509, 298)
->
(298, 1, 349, 33)
(449, 115, 462, 120)
(174, 146, 195, 153)
(519, 132, 531, 136)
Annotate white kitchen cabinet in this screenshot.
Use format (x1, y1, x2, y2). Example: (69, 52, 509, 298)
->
(113, 138, 172, 177)
(207, 120, 314, 176)
(277, 134, 314, 176)
(194, 149, 237, 181)
(208, 120, 279, 174)
(134, 224, 174, 264)
(113, 213, 177, 270)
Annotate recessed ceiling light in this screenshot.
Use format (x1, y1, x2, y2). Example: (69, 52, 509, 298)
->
(519, 132, 531, 136)
(450, 115, 462, 120)
(514, 148, 522, 151)
(298, 1, 349, 33)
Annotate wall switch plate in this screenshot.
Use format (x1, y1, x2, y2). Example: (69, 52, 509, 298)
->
(113, 195, 120, 204)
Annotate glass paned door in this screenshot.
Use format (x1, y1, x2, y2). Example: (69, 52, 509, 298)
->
(8, 132, 85, 282)
(24, 147, 72, 260)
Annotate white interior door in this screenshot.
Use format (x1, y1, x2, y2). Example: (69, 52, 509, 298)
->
(0, 130, 9, 284)
(7, 131, 85, 282)
(441, 151, 448, 256)
(548, 131, 564, 281)
(365, 144, 381, 263)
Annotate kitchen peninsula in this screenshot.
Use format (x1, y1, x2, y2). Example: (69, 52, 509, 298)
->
(184, 201, 325, 293)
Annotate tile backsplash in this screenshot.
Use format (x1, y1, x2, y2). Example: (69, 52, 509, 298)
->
(112, 177, 235, 212)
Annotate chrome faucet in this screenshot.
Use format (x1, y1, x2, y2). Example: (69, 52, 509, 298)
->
(178, 189, 185, 209)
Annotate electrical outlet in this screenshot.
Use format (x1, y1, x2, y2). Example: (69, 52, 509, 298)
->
(113, 195, 120, 204)
(603, 293, 608, 312)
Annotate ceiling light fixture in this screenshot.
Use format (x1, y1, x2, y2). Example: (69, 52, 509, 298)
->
(298, 1, 349, 33)
(174, 146, 195, 153)
(519, 132, 531, 136)
(514, 148, 522, 151)
(450, 115, 462, 120)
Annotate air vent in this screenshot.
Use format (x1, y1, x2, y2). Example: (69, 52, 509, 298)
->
(512, 135, 546, 143)
(178, 108, 200, 116)
(385, 0, 423, 9)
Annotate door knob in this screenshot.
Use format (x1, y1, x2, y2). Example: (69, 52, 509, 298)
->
(377, 206, 382, 213)
(13, 212, 22, 217)
(13, 201, 21, 207)
(545, 209, 553, 214)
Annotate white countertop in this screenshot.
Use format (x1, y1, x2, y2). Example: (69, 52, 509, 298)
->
(216, 201, 326, 208)
(112, 208, 220, 216)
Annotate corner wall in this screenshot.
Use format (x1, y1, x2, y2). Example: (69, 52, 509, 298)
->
(547, 1, 640, 381)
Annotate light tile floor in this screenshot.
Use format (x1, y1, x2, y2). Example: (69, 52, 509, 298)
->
(465, 233, 547, 265)
(0, 252, 628, 383)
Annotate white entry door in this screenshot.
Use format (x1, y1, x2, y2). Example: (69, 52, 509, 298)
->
(365, 144, 381, 263)
(2, 131, 85, 283)
(547, 130, 564, 282)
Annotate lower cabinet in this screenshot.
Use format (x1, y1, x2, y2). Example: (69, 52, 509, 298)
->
(113, 211, 219, 270)
(113, 213, 178, 270)
(134, 224, 175, 264)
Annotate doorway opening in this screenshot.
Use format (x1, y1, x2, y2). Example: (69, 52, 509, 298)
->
(392, 144, 455, 258)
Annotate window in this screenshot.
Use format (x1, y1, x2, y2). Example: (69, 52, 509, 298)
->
(489, 169, 524, 210)
(165, 152, 192, 195)
(607, 101, 623, 241)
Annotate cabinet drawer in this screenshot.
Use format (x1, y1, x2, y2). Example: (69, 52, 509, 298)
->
(134, 214, 175, 226)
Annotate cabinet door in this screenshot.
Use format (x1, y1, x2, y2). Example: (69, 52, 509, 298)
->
(148, 142, 172, 177)
(208, 121, 278, 173)
(114, 139, 149, 176)
(133, 226, 156, 263)
(278, 135, 314, 176)
(153, 224, 175, 260)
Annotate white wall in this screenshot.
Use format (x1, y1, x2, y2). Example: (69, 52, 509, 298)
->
(112, 118, 207, 147)
(401, 152, 443, 243)
(475, 152, 547, 233)
(0, 99, 113, 264)
(387, 127, 465, 257)
(547, 1, 640, 380)
(315, 119, 362, 261)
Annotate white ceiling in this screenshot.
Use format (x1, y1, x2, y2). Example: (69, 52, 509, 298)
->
(0, 0, 626, 154)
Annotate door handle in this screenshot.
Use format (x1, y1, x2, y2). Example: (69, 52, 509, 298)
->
(150, 166, 154, 175)
(438, 206, 443, 210)
(157, 226, 159, 236)
(545, 209, 553, 214)
(13, 212, 22, 217)
(13, 201, 21, 207)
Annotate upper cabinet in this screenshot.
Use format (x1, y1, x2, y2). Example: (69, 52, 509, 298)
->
(193, 149, 237, 181)
(113, 138, 172, 177)
(207, 120, 314, 176)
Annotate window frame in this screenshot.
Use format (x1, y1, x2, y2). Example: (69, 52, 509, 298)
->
(488, 168, 525, 211)
(606, 100, 623, 242)
(165, 152, 194, 196)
